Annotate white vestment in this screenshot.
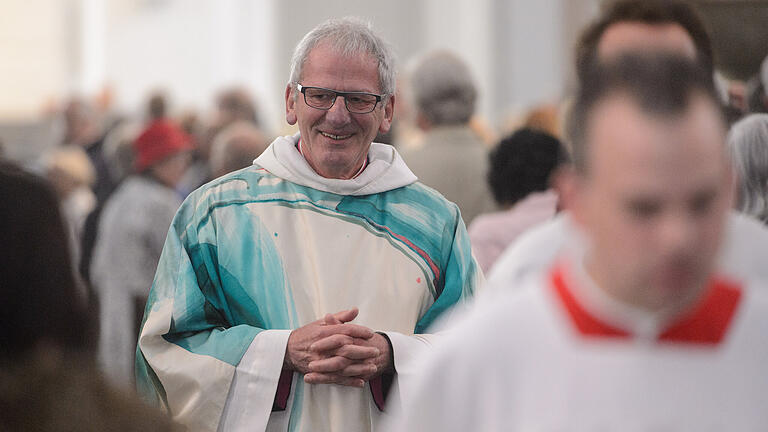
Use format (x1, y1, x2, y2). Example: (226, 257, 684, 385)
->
(387, 233, 768, 431)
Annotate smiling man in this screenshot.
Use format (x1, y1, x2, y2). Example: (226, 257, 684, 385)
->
(135, 17, 481, 432)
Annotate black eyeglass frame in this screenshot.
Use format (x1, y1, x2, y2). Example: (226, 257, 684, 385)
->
(296, 83, 385, 114)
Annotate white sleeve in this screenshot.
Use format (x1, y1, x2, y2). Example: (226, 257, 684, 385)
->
(381, 331, 444, 407)
(380, 330, 478, 432)
(218, 329, 292, 432)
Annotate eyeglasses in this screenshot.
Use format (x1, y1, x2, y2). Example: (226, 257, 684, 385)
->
(297, 83, 384, 114)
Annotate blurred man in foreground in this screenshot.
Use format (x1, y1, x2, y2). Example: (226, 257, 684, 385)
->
(488, 0, 768, 288)
(388, 54, 768, 431)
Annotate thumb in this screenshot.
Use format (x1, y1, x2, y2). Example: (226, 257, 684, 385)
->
(323, 313, 342, 325)
(332, 307, 359, 324)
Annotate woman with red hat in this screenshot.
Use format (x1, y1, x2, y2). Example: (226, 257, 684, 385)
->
(90, 119, 192, 388)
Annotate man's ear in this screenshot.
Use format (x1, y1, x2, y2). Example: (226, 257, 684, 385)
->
(556, 165, 588, 227)
(725, 155, 738, 210)
(550, 164, 573, 213)
(378, 94, 395, 134)
(285, 84, 297, 125)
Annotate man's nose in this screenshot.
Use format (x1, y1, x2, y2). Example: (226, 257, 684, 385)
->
(659, 212, 697, 253)
(325, 96, 352, 124)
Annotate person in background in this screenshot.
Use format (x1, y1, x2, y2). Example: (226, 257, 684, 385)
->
(468, 129, 566, 274)
(747, 55, 768, 114)
(0, 161, 178, 431)
(400, 51, 495, 226)
(90, 120, 191, 388)
(43, 145, 97, 266)
(521, 103, 562, 138)
(388, 53, 768, 431)
(728, 113, 768, 225)
(60, 97, 115, 204)
(179, 87, 264, 194)
(208, 120, 270, 179)
(136, 17, 481, 431)
(147, 92, 168, 122)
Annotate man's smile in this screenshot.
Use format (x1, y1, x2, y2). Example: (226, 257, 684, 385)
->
(319, 131, 353, 140)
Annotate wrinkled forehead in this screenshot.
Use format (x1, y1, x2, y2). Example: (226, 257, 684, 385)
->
(300, 42, 381, 88)
(304, 40, 379, 72)
(598, 21, 698, 62)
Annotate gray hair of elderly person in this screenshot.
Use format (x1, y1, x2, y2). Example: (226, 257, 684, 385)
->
(288, 17, 396, 96)
(102, 121, 141, 183)
(209, 121, 269, 178)
(727, 114, 768, 224)
(762, 55, 768, 97)
(410, 51, 477, 127)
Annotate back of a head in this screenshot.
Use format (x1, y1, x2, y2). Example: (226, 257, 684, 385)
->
(217, 88, 259, 127)
(102, 121, 141, 184)
(209, 121, 269, 178)
(488, 128, 566, 206)
(568, 53, 722, 173)
(728, 114, 768, 223)
(410, 51, 477, 127)
(44, 145, 97, 191)
(148, 92, 168, 121)
(0, 162, 90, 359)
(289, 17, 396, 96)
(575, 0, 714, 81)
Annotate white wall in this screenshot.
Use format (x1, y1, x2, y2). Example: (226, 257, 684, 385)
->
(423, 0, 494, 125)
(0, 1, 602, 132)
(496, 0, 566, 120)
(0, 0, 71, 119)
(103, 0, 277, 125)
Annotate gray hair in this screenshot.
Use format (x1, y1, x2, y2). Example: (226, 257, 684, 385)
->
(210, 121, 269, 178)
(288, 17, 396, 96)
(102, 121, 141, 182)
(728, 113, 768, 224)
(762, 55, 768, 94)
(410, 51, 477, 126)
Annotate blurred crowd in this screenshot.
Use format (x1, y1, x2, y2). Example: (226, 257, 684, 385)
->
(2, 0, 768, 430)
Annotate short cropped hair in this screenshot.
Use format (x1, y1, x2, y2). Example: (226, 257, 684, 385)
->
(488, 128, 567, 206)
(411, 51, 477, 126)
(575, 0, 714, 81)
(728, 114, 768, 224)
(568, 53, 723, 174)
(289, 17, 396, 96)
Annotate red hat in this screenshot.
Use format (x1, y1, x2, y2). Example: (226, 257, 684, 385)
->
(133, 120, 192, 172)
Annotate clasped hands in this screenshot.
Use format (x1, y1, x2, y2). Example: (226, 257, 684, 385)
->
(284, 308, 392, 388)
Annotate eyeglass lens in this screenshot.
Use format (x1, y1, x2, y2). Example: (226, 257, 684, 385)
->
(303, 87, 378, 113)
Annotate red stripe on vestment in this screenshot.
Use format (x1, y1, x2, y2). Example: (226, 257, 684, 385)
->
(659, 279, 742, 344)
(550, 265, 630, 338)
(549, 264, 742, 345)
